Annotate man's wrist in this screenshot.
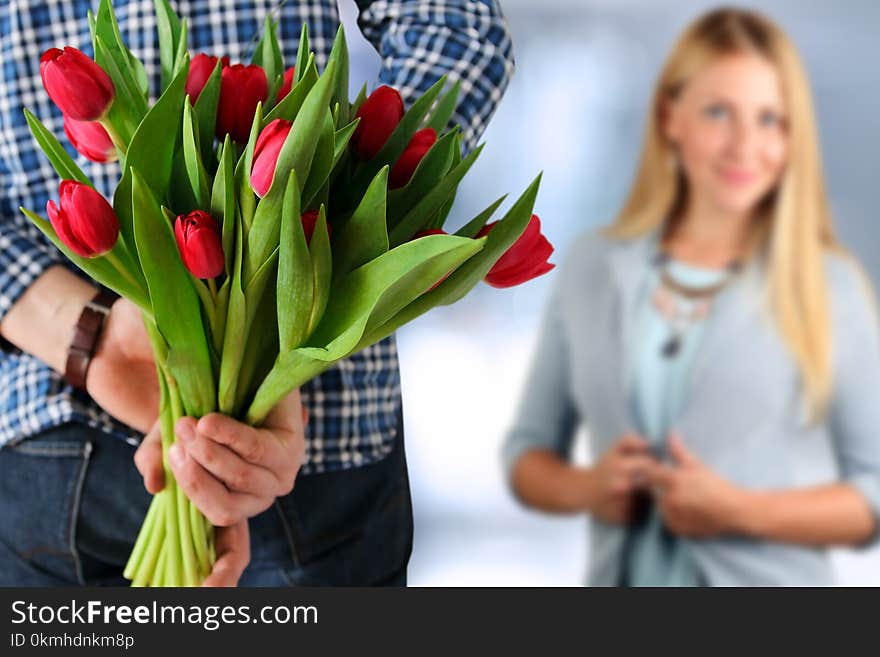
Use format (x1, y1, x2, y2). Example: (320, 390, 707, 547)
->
(0, 265, 98, 374)
(64, 289, 118, 390)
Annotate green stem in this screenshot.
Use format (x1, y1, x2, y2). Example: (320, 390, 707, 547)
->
(123, 493, 159, 580)
(98, 117, 128, 159)
(160, 370, 182, 586)
(165, 365, 202, 586)
(131, 493, 167, 587)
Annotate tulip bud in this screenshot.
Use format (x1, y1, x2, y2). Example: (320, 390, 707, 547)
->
(275, 66, 296, 104)
(174, 210, 225, 279)
(216, 64, 268, 144)
(389, 128, 436, 189)
(414, 229, 451, 291)
(300, 209, 332, 245)
(186, 53, 230, 103)
(477, 214, 555, 288)
(63, 115, 117, 163)
(40, 47, 115, 121)
(351, 85, 404, 160)
(46, 181, 119, 258)
(250, 119, 292, 197)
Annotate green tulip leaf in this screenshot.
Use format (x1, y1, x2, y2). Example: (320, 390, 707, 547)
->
(244, 169, 286, 286)
(387, 127, 459, 227)
(130, 168, 215, 417)
(307, 207, 332, 337)
(266, 57, 338, 198)
(277, 171, 313, 352)
(251, 16, 284, 107)
(218, 214, 246, 414)
(455, 194, 508, 238)
(172, 18, 189, 77)
(333, 117, 360, 165)
(264, 54, 317, 124)
(233, 101, 264, 234)
(302, 234, 482, 360)
(211, 135, 236, 276)
(302, 108, 337, 210)
(94, 1, 148, 118)
(23, 109, 94, 188)
(182, 98, 211, 208)
(426, 79, 461, 134)
(389, 143, 484, 246)
(294, 24, 310, 86)
(350, 82, 367, 116)
(153, 0, 184, 91)
(326, 26, 350, 126)
(333, 166, 389, 280)
(359, 174, 542, 347)
(114, 57, 188, 260)
(193, 60, 222, 165)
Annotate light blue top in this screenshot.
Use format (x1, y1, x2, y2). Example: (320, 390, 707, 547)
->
(624, 259, 730, 586)
(502, 229, 880, 586)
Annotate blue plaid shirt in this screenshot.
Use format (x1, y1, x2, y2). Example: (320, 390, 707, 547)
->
(0, 0, 513, 473)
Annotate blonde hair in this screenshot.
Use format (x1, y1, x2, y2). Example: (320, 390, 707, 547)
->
(608, 7, 845, 421)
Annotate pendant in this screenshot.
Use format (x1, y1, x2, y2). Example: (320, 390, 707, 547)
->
(662, 334, 681, 358)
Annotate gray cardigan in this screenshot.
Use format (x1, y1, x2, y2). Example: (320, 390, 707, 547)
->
(502, 229, 880, 586)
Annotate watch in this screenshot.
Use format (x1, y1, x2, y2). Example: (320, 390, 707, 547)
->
(64, 288, 119, 390)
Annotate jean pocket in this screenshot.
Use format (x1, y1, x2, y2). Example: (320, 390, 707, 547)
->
(274, 439, 413, 585)
(0, 424, 93, 585)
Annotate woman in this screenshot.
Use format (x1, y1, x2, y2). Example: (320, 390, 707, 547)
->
(503, 8, 880, 586)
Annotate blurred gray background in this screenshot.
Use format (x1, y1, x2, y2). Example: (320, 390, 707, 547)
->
(340, 0, 880, 585)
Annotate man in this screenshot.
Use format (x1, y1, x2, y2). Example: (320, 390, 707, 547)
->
(0, 0, 513, 585)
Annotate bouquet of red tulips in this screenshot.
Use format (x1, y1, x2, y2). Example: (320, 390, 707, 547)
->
(22, 0, 553, 586)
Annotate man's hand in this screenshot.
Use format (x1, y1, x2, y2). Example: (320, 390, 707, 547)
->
(646, 434, 745, 538)
(87, 297, 160, 434)
(134, 388, 308, 526)
(202, 521, 250, 587)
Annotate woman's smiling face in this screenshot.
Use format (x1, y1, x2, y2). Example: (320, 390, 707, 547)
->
(663, 52, 789, 218)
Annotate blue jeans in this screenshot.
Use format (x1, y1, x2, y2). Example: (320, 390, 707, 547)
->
(0, 413, 412, 586)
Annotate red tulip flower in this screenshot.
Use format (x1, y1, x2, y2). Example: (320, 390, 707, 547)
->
(275, 66, 296, 104)
(174, 210, 225, 279)
(389, 128, 436, 189)
(300, 209, 331, 245)
(414, 228, 452, 291)
(40, 47, 115, 121)
(63, 115, 117, 163)
(216, 64, 268, 144)
(477, 214, 555, 288)
(250, 118, 292, 197)
(186, 53, 229, 103)
(46, 181, 119, 258)
(351, 85, 404, 160)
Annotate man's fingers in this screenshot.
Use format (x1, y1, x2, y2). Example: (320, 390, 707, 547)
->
(133, 419, 164, 494)
(179, 427, 282, 498)
(168, 443, 267, 527)
(201, 521, 250, 587)
(189, 414, 281, 470)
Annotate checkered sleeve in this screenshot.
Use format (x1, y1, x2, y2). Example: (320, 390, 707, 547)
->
(354, 0, 515, 154)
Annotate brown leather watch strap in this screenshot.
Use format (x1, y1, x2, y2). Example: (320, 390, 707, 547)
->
(64, 289, 119, 390)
